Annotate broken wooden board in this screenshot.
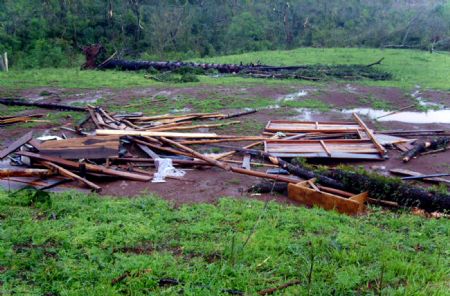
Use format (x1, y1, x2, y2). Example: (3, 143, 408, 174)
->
(375, 134, 414, 146)
(95, 129, 219, 138)
(0, 168, 53, 178)
(353, 113, 386, 155)
(17, 151, 151, 182)
(390, 168, 450, 185)
(0, 114, 46, 125)
(0, 131, 33, 159)
(265, 120, 362, 133)
(39, 135, 120, 159)
(264, 139, 385, 160)
(394, 140, 416, 152)
(288, 178, 368, 215)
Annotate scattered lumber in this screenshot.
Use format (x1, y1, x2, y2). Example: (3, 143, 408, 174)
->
(403, 137, 449, 162)
(263, 116, 387, 160)
(0, 131, 33, 159)
(40, 161, 102, 192)
(17, 152, 151, 182)
(0, 98, 87, 112)
(159, 137, 231, 171)
(1, 104, 446, 214)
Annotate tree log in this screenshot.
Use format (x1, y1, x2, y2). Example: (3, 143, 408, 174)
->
(403, 137, 449, 162)
(0, 98, 87, 112)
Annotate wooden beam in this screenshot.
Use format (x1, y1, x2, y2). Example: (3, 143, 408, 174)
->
(17, 151, 151, 182)
(230, 167, 300, 183)
(159, 137, 231, 171)
(96, 129, 219, 138)
(353, 113, 386, 155)
(40, 161, 101, 192)
(0, 168, 53, 178)
(319, 140, 331, 157)
(242, 154, 251, 170)
(0, 131, 33, 159)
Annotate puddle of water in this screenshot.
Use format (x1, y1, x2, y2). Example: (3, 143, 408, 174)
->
(345, 84, 358, 94)
(259, 104, 281, 110)
(294, 109, 316, 121)
(411, 88, 444, 109)
(171, 107, 192, 113)
(282, 90, 309, 101)
(294, 107, 450, 124)
(342, 108, 450, 124)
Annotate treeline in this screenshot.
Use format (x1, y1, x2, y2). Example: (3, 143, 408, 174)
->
(0, 0, 449, 68)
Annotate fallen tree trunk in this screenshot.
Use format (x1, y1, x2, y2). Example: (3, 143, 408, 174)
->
(403, 137, 449, 162)
(0, 98, 87, 112)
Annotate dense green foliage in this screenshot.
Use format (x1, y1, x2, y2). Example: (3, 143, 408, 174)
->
(0, 1, 449, 68)
(0, 189, 448, 295)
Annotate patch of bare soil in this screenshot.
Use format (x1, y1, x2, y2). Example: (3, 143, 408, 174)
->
(1, 83, 449, 205)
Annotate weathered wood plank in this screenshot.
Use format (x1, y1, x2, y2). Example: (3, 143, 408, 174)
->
(0, 131, 33, 159)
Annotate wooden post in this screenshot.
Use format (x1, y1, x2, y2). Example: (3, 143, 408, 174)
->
(3, 52, 8, 72)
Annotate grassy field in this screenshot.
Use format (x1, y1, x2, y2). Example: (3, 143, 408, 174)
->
(0, 48, 449, 91)
(0, 189, 448, 295)
(1, 48, 449, 295)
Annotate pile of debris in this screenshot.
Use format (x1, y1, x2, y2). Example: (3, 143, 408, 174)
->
(1, 105, 449, 216)
(82, 44, 391, 81)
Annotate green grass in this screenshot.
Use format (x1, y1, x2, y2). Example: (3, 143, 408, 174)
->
(1, 48, 448, 90)
(357, 96, 393, 111)
(280, 98, 331, 111)
(0, 190, 448, 295)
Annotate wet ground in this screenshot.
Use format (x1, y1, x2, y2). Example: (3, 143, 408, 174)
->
(1, 82, 449, 205)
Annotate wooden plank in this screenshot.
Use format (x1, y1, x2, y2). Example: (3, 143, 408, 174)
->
(390, 168, 450, 185)
(242, 154, 251, 170)
(375, 134, 412, 145)
(230, 167, 299, 183)
(267, 152, 384, 160)
(353, 113, 386, 155)
(319, 140, 331, 156)
(137, 144, 160, 160)
(0, 168, 53, 178)
(0, 131, 33, 159)
(129, 137, 192, 158)
(159, 137, 231, 171)
(179, 137, 269, 145)
(96, 129, 219, 138)
(265, 140, 382, 156)
(39, 136, 120, 159)
(17, 151, 151, 182)
(265, 120, 361, 133)
(288, 180, 366, 215)
(149, 121, 240, 132)
(40, 161, 102, 192)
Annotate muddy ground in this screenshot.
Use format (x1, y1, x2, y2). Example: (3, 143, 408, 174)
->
(1, 82, 449, 206)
